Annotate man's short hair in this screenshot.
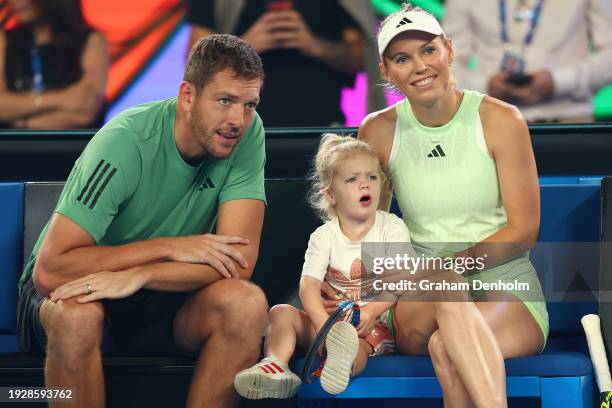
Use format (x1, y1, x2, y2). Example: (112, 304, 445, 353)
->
(183, 34, 264, 91)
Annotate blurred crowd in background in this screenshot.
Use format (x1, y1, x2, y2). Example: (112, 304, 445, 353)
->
(1, 0, 611, 129)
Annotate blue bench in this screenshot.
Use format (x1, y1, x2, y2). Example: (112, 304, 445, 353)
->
(0, 178, 602, 406)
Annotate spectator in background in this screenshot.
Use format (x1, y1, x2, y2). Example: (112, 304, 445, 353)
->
(187, 0, 385, 127)
(443, 0, 612, 123)
(0, 0, 108, 128)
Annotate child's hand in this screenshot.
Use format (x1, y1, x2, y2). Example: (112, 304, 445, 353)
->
(356, 307, 377, 338)
(320, 281, 344, 313)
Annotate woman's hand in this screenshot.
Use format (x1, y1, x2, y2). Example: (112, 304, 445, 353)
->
(356, 305, 377, 338)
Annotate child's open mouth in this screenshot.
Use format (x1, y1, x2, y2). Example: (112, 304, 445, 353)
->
(359, 194, 372, 206)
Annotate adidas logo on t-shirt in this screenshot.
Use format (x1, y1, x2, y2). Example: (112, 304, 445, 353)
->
(198, 177, 216, 191)
(427, 145, 446, 158)
(395, 17, 413, 28)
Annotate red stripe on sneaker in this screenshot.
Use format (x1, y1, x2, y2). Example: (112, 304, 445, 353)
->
(259, 365, 270, 373)
(270, 362, 285, 373)
(264, 364, 276, 374)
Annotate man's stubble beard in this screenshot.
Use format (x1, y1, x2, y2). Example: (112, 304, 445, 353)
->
(189, 108, 217, 157)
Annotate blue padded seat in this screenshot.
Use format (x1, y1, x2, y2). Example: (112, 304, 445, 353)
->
(343, 353, 593, 378)
(0, 183, 24, 332)
(296, 352, 592, 382)
(0, 182, 24, 354)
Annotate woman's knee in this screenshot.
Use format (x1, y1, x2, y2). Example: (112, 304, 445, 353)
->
(428, 330, 454, 373)
(432, 299, 469, 321)
(427, 330, 445, 360)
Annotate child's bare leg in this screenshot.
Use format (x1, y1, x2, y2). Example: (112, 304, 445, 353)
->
(265, 304, 317, 364)
(352, 339, 373, 376)
(234, 304, 314, 400)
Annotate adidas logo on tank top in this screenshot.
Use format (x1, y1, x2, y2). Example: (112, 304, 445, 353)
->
(427, 144, 446, 158)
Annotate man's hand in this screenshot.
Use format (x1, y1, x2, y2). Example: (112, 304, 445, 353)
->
(487, 72, 513, 101)
(242, 11, 320, 57)
(241, 12, 287, 53)
(356, 305, 377, 338)
(165, 234, 249, 278)
(507, 70, 555, 105)
(265, 11, 321, 57)
(49, 269, 146, 303)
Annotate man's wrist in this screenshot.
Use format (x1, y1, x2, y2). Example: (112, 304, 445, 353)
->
(304, 36, 326, 59)
(153, 237, 175, 261)
(128, 265, 151, 287)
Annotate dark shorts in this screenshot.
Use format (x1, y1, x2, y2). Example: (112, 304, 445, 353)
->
(17, 277, 191, 357)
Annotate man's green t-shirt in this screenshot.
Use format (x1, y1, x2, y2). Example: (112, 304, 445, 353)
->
(19, 98, 266, 292)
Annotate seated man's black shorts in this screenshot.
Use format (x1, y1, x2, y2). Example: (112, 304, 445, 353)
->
(17, 277, 191, 357)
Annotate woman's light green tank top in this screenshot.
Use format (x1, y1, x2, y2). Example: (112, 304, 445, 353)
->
(388, 90, 506, 253)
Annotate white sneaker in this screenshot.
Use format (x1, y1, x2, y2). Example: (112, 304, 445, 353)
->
(234, 357, 302, 399)
(320, 321, 359, 395)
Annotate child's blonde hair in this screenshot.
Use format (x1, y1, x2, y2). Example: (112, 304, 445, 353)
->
(308, 133, 389, 221)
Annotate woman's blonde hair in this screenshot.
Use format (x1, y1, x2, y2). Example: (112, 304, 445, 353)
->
(308, 133, 389, 221)
(379, 3, 445, 43)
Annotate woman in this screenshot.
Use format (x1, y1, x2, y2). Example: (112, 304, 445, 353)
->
(357, 5, 548, 407)
(0, 0, 108, 128)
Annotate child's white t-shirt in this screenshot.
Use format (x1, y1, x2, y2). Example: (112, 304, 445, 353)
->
(301, 210, 412, 304)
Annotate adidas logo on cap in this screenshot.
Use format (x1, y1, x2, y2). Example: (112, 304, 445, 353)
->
(427, 144, 446, 158)
(395, 17, 413, 28)
(378, 10, 445, 58)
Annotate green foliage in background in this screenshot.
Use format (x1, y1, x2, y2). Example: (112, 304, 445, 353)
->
(371, 0, 444, 19)
(371, 0, 612, 120)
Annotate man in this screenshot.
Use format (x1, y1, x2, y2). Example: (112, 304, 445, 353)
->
(16, 34, 268, 407)
(187, 0, 385, 126)
(443, 0, 612, 123)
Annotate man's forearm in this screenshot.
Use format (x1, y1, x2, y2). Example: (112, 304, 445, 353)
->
(310, 37, 361, 74)
(137, 261, 227, 292)
(35, 237, 174, 292)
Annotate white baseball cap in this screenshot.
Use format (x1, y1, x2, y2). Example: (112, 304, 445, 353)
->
(377, 10, 445, 59)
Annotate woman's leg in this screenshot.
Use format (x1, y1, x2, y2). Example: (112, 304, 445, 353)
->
(428, 293, 544, 408)
(393, 276, 544, 408)
(392, 298, 478, 407)
(265, 304, 317, 363)
(429, 300, 506, 408)
(474, 291, 544, 357)
(428, 330, 475, 408)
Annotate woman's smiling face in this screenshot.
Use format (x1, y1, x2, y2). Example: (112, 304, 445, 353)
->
(380, 31, 454, 108)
